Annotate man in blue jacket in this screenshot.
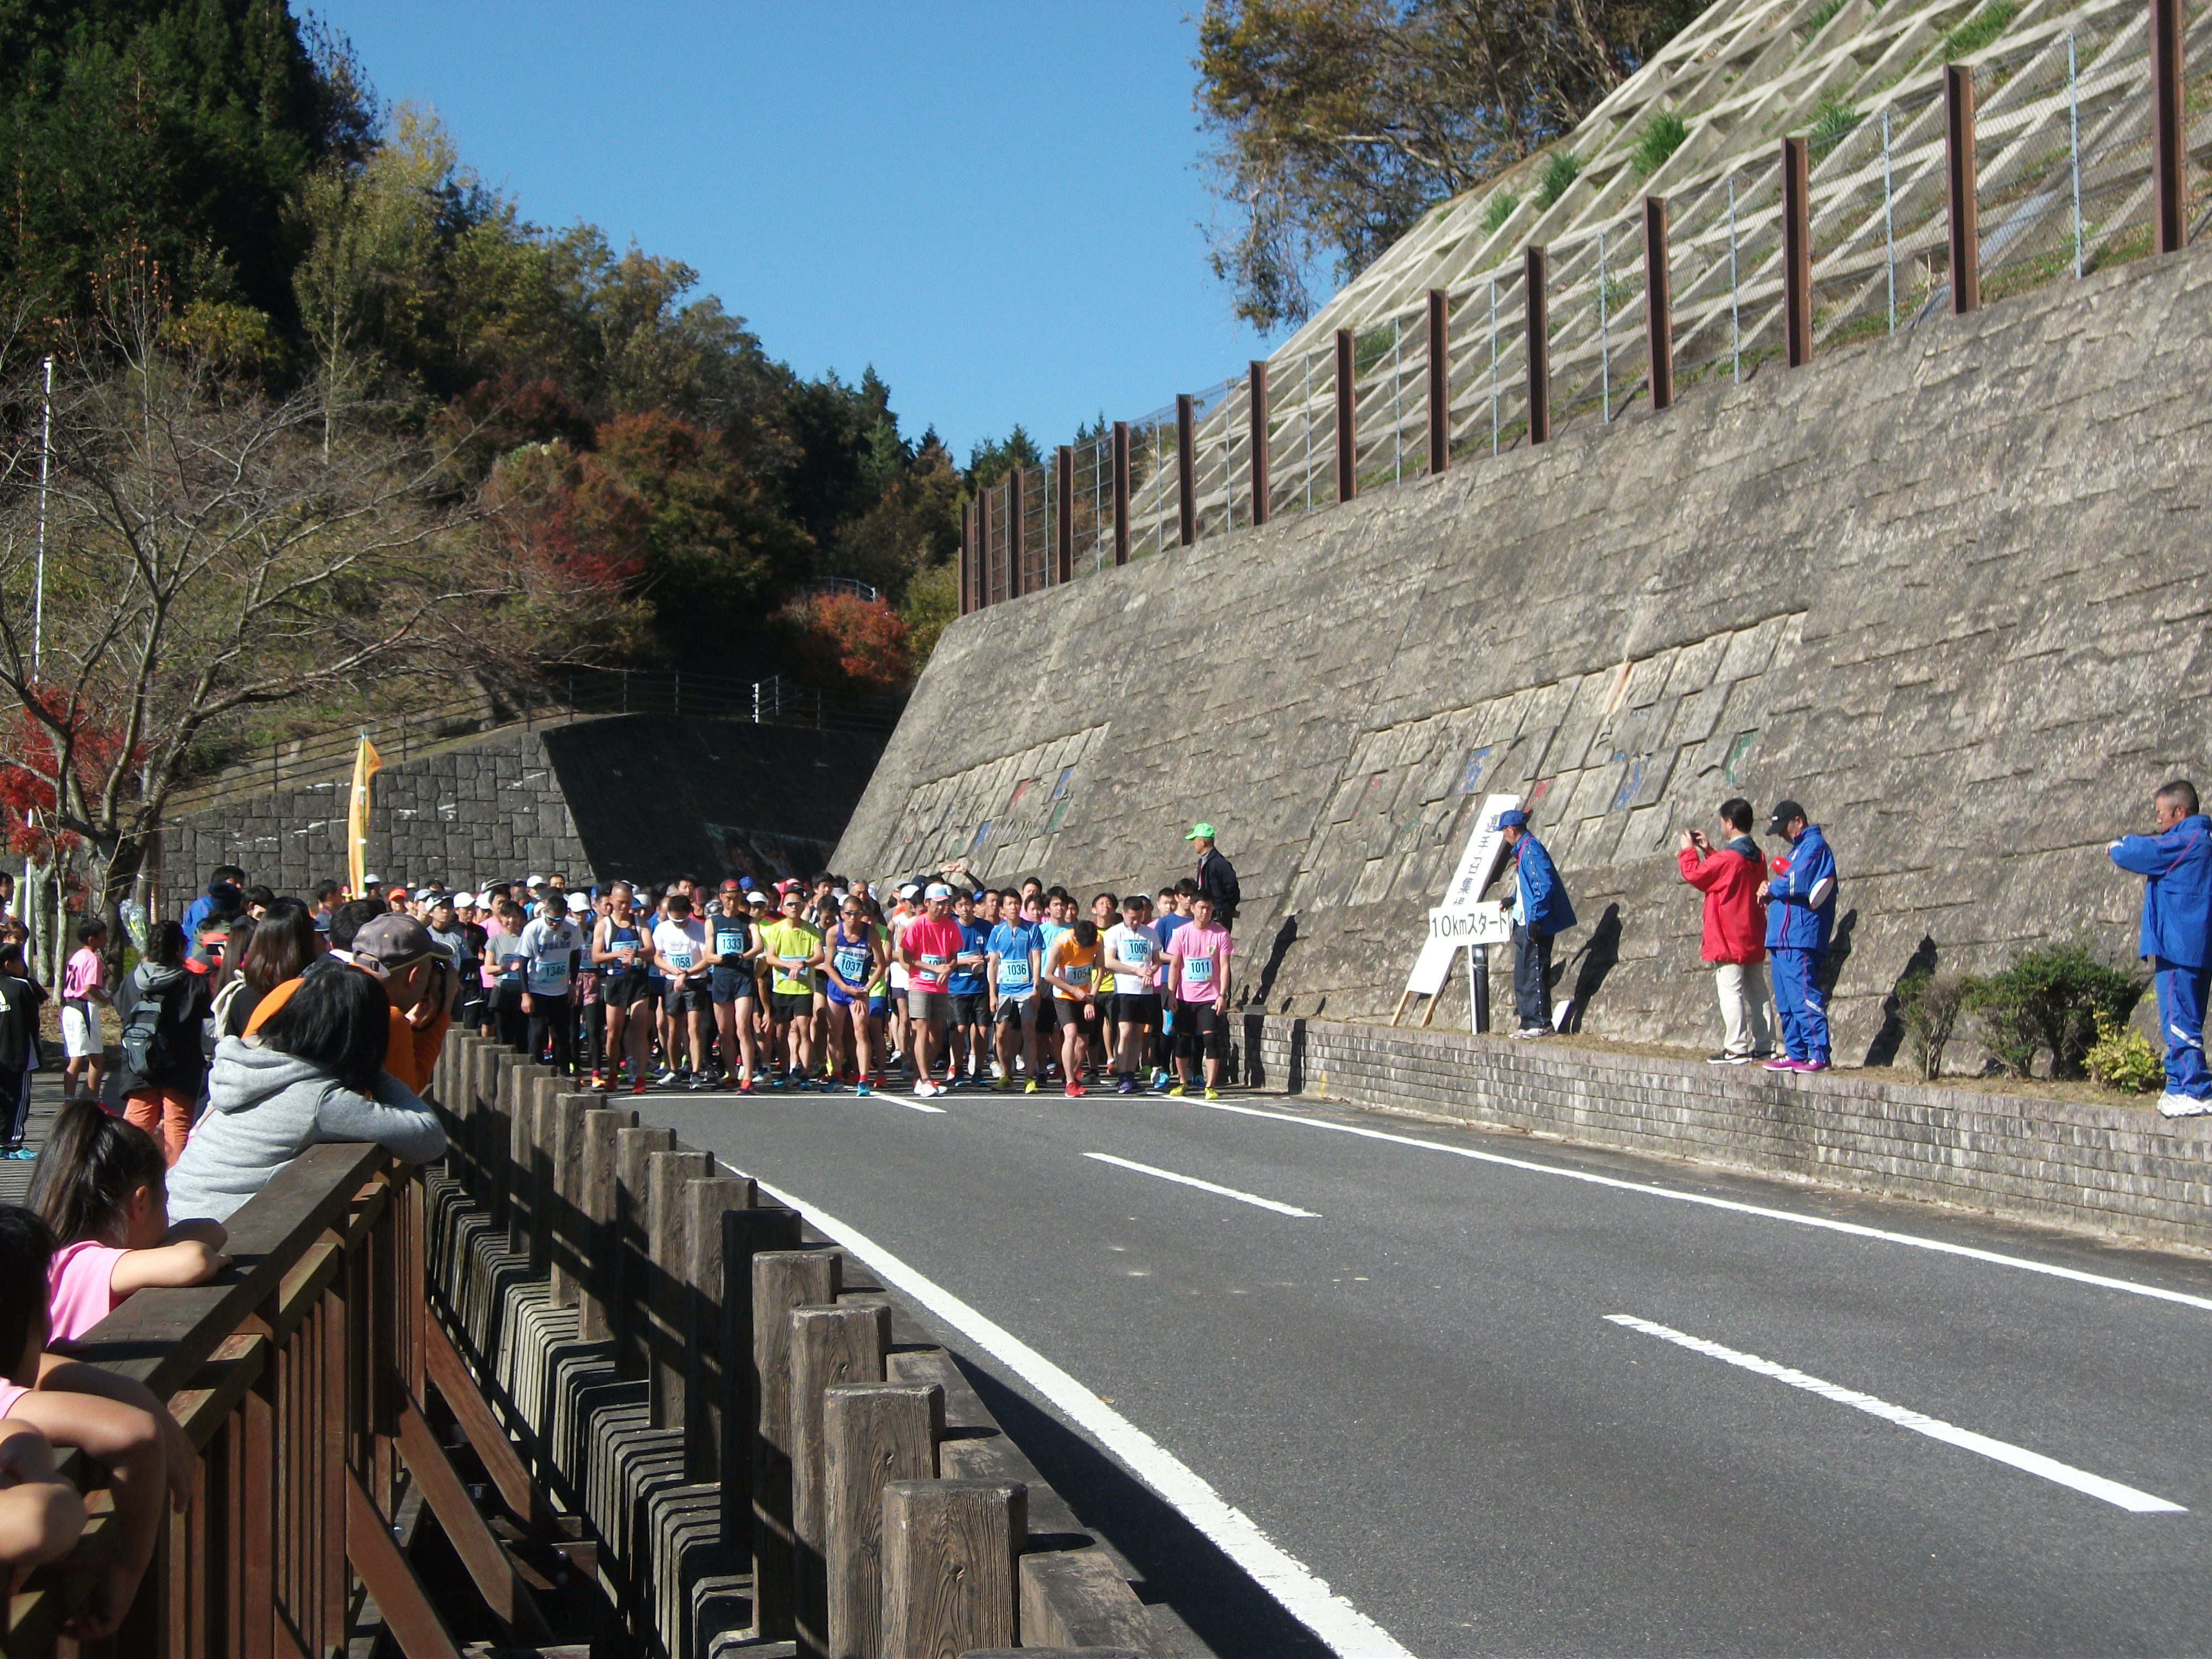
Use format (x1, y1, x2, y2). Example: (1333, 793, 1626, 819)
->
(1762, 800, 1837, 1073)
(2108, 778, 2212, 1117)
(1498, 809, 1575, 1036)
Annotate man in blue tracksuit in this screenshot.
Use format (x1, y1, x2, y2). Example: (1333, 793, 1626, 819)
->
(1762, 800, 1837, 1072)
(1498, 809, 1575, 1036)
(2107, 778, 2212, 1118)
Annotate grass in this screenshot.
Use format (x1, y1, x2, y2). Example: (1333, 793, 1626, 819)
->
(1630, 111, 1688, 179)
(1801, 0, 1846, 34)
(1938, 0, 2016, 60)
(1808, 97, 1861, 160)
(1480, 191, 1521, 236)
(1536, 150, 1582, 210)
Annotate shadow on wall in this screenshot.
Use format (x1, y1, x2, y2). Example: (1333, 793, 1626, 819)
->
(1253, 914, 1300, 1011)
(1553, 904, 1622, 1033)
(1863, 932, 1939, 1067)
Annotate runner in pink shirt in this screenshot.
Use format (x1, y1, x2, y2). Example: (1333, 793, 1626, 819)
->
(898, 884, 966, 1098)
(1164, 895, 1234, 1098)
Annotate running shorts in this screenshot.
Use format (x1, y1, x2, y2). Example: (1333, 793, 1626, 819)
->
(948, 992, 988, 1026)
(906, 988, 951, 1024)
(1110, 993, 1162, 1027)
(770, 992, 813, 1024)
(708, 966, 755, 1005)
(1173, 1002, 1227, 1061)
(993, 994, 1035, 1026)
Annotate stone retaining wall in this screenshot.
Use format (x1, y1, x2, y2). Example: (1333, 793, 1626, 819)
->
(1243, 1015, 2212, 1253)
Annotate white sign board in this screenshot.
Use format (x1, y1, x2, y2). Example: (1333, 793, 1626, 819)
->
(1428, 902, 1511, 947)
(1404, 793, 1521, 996)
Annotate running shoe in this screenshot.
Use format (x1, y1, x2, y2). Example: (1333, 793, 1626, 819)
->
(855, 1081, 873, 1097)
(1152, 1070, 1171, 1091)
(1064, 1080, 1084, 1098)
(686, 1073, 707, 1091)
(1024, 1078, 1039, 1094)
(1115, 1076, 1135, 1095)
(1762, 1057, 1799, 1071)
(997, 1076, 1014, 1093)
(914, 1079, 939, 1099)
(1166, 1083, 1187, 1098)
(1, 1145, 32, 1160)
(630, 1079, 648, 1095)
(738, 1079, 755, 1095)
(1203, 1087, 1220, 1100)
(653, 1067, 677, 1087)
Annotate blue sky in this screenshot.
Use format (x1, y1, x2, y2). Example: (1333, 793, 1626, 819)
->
(313, 1, 1287, 460)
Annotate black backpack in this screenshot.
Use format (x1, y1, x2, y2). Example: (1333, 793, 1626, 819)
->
(119, 973, 171, 1078)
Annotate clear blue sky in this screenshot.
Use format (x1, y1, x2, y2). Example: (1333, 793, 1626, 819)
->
(312, 1, 1286, 460)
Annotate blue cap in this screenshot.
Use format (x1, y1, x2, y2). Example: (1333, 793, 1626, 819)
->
(1495, 808, 1528, 828)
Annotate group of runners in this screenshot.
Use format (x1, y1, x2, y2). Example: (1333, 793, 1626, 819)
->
(410, 858, 1239, 1100)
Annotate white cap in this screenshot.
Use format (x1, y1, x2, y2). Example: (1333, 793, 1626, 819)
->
(526, 873, 545, 887)
(453, 892, 477, 908)
(566, 892, 591, 912)
(363, 873, 383, 885)
(924, 882, 953, 900)
(745, 891, 769, 904)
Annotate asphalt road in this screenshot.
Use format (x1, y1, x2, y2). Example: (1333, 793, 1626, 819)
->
(637, 1078, 2212, 1658)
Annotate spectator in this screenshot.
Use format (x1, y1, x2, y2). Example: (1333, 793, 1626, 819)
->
(1187, 823, 1241, 928)
(181, 866, 246, 941)
(1762, 800, 1838, 1073)
(166, 960, 446, 1224)
(217, 900, 319, 1041)
(1499, 809, 1575, 1037)
(0, 947, 37, 1160)
(1677, 799, 1772, 1064)
(0, 1415, 85, 1594)
(59, 919, 111, 1106)
(114, 922, 212, 1165)
(2107, 778, 2212, 1118)
(244, 906, 451, 1093)
(241, 885, 276, 921)
(311, 879, 341, 934)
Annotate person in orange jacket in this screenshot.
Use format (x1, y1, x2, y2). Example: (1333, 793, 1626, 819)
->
(1676, 797, 1771, 1065)
(244, 904, 451, 1093)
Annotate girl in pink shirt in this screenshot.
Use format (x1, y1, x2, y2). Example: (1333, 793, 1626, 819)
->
(30, 1102, 228, 1345)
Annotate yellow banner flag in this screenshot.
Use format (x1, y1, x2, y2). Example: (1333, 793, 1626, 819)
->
(347, 735, 383, 897)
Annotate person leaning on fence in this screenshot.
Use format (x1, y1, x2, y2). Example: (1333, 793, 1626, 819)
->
(2107, 778, 2212, 1118)
(1498, 810, 1575, 1037)
(1677, 798, 1772, 1064)
(1762, 800, 1838, 1074)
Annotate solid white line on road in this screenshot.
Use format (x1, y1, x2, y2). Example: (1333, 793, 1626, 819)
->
(1083, 1152, 1318, 1217)
(749, 1176, 1413, 1659)
(884, 1092, 947, 1115)
(1606, 1313, 2187, 1514)
(1193, 1098, 2212, 1316)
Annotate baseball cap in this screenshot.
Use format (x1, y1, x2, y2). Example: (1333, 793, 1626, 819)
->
(924, 882, 953, 900)
(897, 882, 921, 900)
(720, 879, 743, 893)
(1123, 893, 1150, 907)
(351, 913, 450, 971)
(388, 885, 410, 901)
(362, 873, 382, 886)
(525, 874, 545, 888)
(745, 890, 769, 904)
(453, 892, 478, 909)
(1766, 800, 1807, 834)
(567, 893, 591, 912)
(1185, 822, 1215, 841)
(1496, 808, 1528, 828)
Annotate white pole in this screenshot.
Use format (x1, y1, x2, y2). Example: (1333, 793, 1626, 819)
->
(34, 353, 51, 682)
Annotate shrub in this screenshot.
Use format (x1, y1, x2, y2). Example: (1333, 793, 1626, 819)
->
(1894, 968, 1970, 1080)
(1630, 112, 1688, 179)
(1940, 0, 2016, 60)
(1479, 191, 1521, 236)
(780, 592, 913, 692)
(1536, 151, 1582, 210)
(1968, 943, 2143, 1079)
(2085, 1011, 2164, 1094)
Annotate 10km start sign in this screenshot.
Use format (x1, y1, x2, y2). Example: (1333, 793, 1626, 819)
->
(1428, 903, 1511, 947)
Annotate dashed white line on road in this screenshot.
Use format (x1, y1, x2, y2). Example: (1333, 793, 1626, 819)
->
(1083, 1152, 1318, 1217)
(883, 1092, 947, 1115)
(1192, 1098, 2212, 1316)
(1606, 1313, 2188, 1514)
(750, 1177, 1413, 1658)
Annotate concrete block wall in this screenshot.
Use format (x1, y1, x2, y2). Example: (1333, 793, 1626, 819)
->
(836, 241, 2212, 1055)
(1243, 1015, 2212, 1253)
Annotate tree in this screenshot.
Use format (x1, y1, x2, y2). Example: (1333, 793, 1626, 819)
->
(1197, 0, 1712, 327)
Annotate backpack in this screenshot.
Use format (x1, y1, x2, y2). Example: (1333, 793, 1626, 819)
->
(119, 972, 171, 1078)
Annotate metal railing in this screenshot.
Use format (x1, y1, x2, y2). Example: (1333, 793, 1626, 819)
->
(957, 0, 2201, 615)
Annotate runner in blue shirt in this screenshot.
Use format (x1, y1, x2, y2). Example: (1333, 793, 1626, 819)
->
(947, 891, 990, 1087)
(987, 897, 1044, 1093)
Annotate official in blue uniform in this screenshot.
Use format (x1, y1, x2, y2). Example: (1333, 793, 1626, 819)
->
(2108, 778, 2212, 1118)
(1498, 809, 1575, 1036)
(1762, 800, 1837, 1072)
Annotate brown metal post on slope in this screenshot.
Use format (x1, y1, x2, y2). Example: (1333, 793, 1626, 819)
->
(1526, 247, 1551, 444)
(977, 484, 995, 607)
(1945, 65, 1980, 314)
(1110, 420, 1130, 564)
(957, 501, 972, 614)
(2152, 0, 2187, 253)
(1781, 137, 1813, 367)
(1645, 197, 1674, 410)
(1006, 468, 1026, 597)
(1333, 328, 1358, 498)
(1249, 361, 1271, 523)
(1056, 446, 1074, 582)
(1175, 394, 1197, 546)
(1426, 289, 1450, 473)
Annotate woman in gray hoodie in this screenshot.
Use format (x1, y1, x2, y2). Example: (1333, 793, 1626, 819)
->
(166, 960, 446, 1224)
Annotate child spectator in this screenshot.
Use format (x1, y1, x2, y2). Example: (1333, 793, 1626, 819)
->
(28, 1102, 229, 1343)
(0, 1415, 86, 1592)
(60, 919, 111, 1105)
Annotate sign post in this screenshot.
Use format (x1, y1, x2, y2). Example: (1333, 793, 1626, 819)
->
(1392, 792, 1520, 1025)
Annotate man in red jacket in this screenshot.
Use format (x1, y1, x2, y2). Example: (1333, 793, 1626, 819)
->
(1677, 797, 1771, 1063)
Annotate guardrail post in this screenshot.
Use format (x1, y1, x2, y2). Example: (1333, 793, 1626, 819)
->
(614, 1124, 675, 1376)
(2153, 0, 2187, 252)
(1110, 421, 1130, 565)
(577, 1105, 636, 1342)
(880, 1480, 1026, 1657)
(791, 1303, 892, 1655)
(646, 1147, 713, 1428)
(1175, 395, 1197, 546)
(1782, 137, 1813, 366)
(753, 1248, 842, 1641)
(1645, 197, 1674, 410)
(823, 1382, 942, 1659)
(1055, 447, 1074, 583)
(1332, 328, 1358, 499)
(1525, 247, 1551, 444)
(724, 1206, 804, 1540)
(682, 1172, 755, 1483)
(1006, 468, 1026, 597)
(1945, 65, 1980, 314)
(1248, 360, 1271, 522)
(1425, 290, 1450, 473)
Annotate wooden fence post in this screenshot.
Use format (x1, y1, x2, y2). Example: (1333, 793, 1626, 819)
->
(790, 1304, 892, 1655)
(545, 1093, 594, 1306)
(577, 1107, 635, 1343)
(1782, 136, 1812, 366)
(2153, 0, 2187, 253)
(682, 1172, 756, 1484)
(724, 1207, 804, 1541)
(879, 1481, 1025, 1658)
(1110, 421, 1130, 565)
(1426, 289, 1449, 473)
(527, 1073, 565, 1274)
(1175, 395, 1197, 546)
(1945, 64, 1980, 314)
(753, 1249, 842, 1641)
(823, 1383, 942, 1659)
(1055, 447, 1074, 583)
(1333, 328, 1358, 499)
(1525, 247, 1551, 444)
(1645, 197, 1674, 410)
(646, 1148, 713, 1428)
(613, 1125, 675, 1376)
(1248, 360, 1271, 523)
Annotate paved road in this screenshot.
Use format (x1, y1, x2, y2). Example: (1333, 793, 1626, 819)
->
(637, 1080, 2212, 1658)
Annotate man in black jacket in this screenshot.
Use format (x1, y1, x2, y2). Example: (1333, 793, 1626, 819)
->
(1187, 824, 1240, 930)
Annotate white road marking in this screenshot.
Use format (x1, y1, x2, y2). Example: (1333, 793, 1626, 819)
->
(747, 1176, 1412, 1658)
(1083, 1152, 1318, 1217)
(1194, 1098, 2212, 1316)
(1606, 1313, 2187, 1514)
(884, 1092, 947, 1115)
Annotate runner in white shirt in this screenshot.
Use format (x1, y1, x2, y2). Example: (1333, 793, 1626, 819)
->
(1102, 894, 1164, 1095)
(517, 894, 582, 1077)
(652, 892, 711, 1089)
